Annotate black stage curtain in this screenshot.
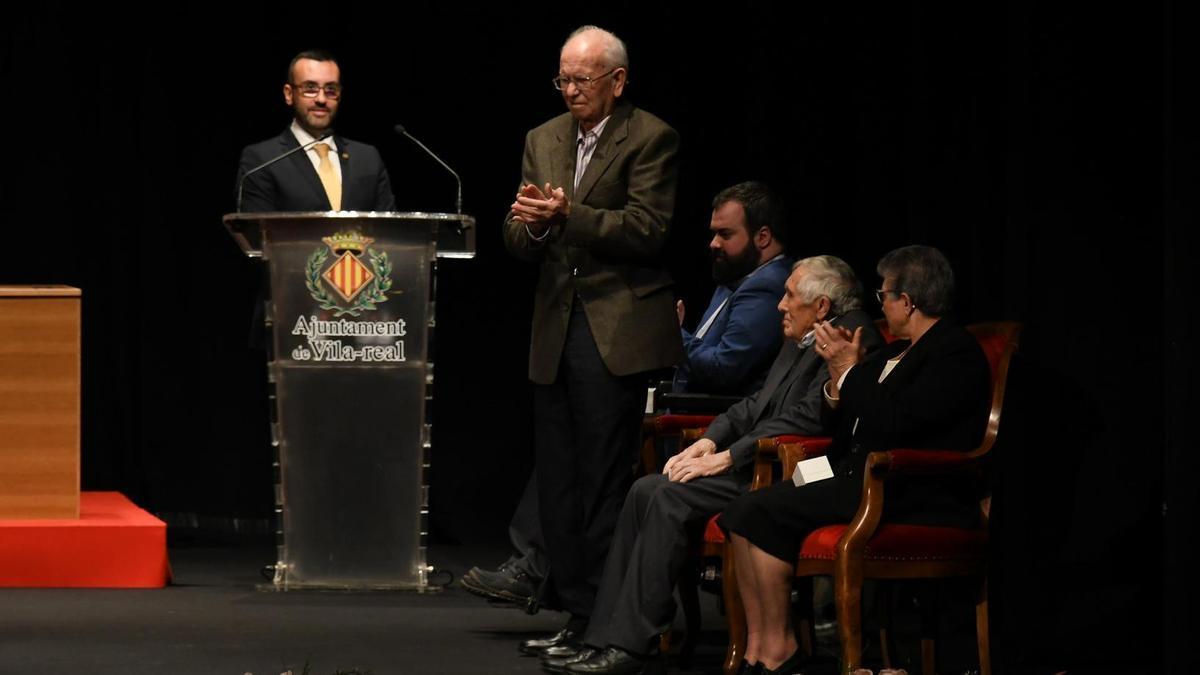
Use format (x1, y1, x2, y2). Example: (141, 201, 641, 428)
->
(2, 2, 1191, 671)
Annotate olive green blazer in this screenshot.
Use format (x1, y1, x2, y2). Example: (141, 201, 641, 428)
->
(503, 102, 683, 384)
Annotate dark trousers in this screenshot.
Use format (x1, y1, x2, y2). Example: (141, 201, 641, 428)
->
(505, 474, 549, 580)
(534, 305, 645, 622)
(584, 471, 748, 654)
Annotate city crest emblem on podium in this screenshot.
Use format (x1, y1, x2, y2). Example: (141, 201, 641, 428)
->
(305, 231, 393, 317)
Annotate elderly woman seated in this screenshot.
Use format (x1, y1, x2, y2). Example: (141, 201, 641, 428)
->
(718, 245, 992, 675)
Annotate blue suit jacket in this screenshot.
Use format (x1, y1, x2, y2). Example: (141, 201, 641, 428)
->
(676, 255, 793, 395)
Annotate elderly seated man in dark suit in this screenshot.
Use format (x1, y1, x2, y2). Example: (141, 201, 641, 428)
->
(719, 245, 992, 675)
(539, 256, 884, 675)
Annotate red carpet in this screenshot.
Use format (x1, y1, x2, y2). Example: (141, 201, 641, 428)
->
(0, 491, 169, 588)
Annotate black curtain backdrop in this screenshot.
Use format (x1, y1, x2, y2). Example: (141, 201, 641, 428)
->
(2, 2, 1193, 672)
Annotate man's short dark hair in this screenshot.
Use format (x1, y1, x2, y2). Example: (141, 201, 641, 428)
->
(286, 49, 338, 83)
(712, 181, 787, 249)
(876, 244, 956, 316)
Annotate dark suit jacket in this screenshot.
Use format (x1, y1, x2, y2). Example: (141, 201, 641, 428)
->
(703, 309, 883, 471)
(676, 255, 794, 396)
(502, 102, 682, 384)
(831, 317, 991, 524)
(237, 129, 396, 212)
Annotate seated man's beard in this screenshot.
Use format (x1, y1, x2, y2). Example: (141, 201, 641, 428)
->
(711, 246, 761, 285)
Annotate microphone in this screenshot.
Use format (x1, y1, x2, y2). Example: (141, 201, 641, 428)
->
(394, 124, 463, 215)
(236, 132, 333, 212)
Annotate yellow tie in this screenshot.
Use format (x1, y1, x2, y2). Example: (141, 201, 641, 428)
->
(314, 143, 342, 211)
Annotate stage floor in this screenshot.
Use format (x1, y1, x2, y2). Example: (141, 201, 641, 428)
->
(0, 543, 734, 675)
(0, 542, 1001, 675)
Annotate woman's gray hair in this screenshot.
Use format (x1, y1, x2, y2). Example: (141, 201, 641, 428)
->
(792, 255, 863, 314)
(876, 245, 955, 317)
(565, 25, 629, 69)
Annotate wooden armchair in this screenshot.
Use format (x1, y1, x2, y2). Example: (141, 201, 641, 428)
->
(794, 321, 1020, 674)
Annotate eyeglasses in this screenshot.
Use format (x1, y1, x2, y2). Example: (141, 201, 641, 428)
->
(552, 68, 620, 91)
(874, 288, 903, 303)
(292, 82, 342, 99)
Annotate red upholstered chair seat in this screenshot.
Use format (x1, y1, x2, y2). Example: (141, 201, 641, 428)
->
(704, 514, 726, 544)
(798, 524, 988, 562)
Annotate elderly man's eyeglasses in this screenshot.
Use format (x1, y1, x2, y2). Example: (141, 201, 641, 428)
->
(292, 82, 342, 99)
(875, 289, 904, 303)
(552, 68, 620, 91)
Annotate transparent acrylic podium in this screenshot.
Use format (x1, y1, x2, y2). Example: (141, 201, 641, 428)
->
(224, 211, 474, 590)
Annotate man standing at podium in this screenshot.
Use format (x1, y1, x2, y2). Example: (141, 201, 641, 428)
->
(502, 25, 681, 656)
(237, 49, 396, 212)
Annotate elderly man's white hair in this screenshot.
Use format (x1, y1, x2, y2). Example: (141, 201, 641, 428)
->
(563, 25, 629, 69)
(791, 255, 864, 314)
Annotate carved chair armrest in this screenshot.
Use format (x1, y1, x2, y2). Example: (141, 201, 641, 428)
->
(653, 414, 717, 434)
(836, 449, 981, 560)
(749, 436, 834, 491)
(641, 415, 717, 475)
(777, 437, 835, 477)
(874, 448, 981, 476)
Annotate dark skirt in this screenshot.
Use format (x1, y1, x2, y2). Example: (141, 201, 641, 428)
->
(717, 474, 862, 563)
